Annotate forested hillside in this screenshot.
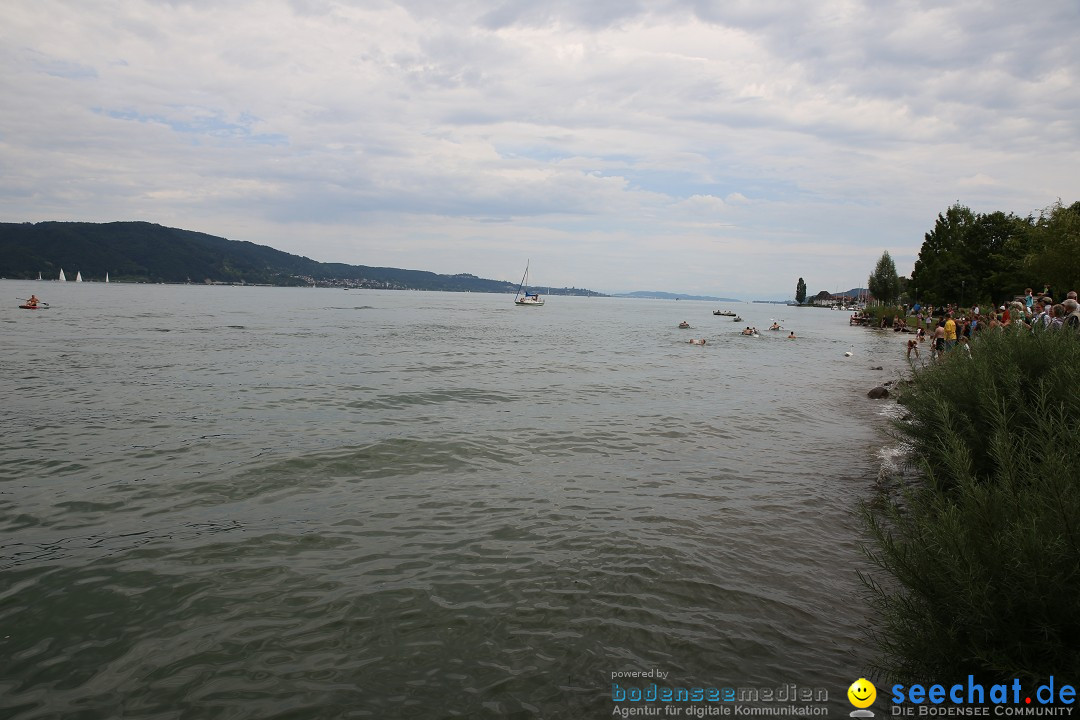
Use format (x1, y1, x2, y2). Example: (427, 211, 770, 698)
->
(0, 221, 595, 294)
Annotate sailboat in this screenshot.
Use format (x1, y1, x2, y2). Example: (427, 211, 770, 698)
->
(514, 260, 544, 306)
(105, 272, 109, 283)
(75, 271, 83, 282)
(59, 269, 67, 282)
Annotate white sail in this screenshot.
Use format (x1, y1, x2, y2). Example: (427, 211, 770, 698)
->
(105, 272, 109, 283)
(76, 271, 83, 282)
(59, 268, 66, 281)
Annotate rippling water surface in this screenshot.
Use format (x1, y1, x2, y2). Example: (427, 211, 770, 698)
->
(1, 282, 908, 719)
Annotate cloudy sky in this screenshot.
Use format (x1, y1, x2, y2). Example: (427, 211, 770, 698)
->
(2, 1, 1078, 298)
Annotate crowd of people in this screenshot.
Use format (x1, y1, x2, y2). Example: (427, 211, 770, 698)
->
(902, 287, 1080, 361)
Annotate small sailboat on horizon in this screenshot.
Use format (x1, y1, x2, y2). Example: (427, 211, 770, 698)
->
(514, 260, 544, 306)
(59, 268, 66, 282)
(75, 271, 83, 282)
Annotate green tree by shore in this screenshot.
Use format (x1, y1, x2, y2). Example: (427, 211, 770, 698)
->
(1026, 200, 1080, 298)
(907, 200, 1079, 307)
(795, 277, 807, 305)
(868, 251, 899, 304)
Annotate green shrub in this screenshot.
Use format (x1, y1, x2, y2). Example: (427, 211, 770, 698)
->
(863, 329, 1080, 683)
(863, 305, 906, 326)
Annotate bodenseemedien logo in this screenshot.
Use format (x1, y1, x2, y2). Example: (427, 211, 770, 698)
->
(849, 678, 877, 718)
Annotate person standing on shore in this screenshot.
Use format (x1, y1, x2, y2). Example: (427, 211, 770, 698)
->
(1066, 291, 1079, 329)
(1064, 299, 1080, 330)
(933, 320, 946, 360)
(1032, 299, 1053, 331)
(1006, 301, 1030, 331)
(944, 313, 957, 352)
(1050, 304, 1067, 331)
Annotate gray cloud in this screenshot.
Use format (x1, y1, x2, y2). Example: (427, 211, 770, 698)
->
(1, 0, 1077, 296)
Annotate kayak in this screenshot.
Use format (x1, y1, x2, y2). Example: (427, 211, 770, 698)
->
(19, 304, 48, 310)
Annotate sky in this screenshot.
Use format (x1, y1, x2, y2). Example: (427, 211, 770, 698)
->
(2, 1, 1078, 299)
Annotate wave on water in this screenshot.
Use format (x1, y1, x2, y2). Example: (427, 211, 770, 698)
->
(0, 288, 902, 718)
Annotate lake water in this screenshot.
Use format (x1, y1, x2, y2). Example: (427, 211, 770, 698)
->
(1, 281, 909, 719)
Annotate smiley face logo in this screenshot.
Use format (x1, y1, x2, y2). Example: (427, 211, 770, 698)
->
(848, 678, 877, 708)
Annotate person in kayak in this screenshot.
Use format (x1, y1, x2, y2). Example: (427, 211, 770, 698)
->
(26, 295, 39, 307)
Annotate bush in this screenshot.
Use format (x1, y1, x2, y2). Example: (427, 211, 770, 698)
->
(863, 329, 1080, 683)
(862, 305, 906, 326)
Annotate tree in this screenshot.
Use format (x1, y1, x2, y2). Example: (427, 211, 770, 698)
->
(897, 275, 911, 305)
(1026, 200, 1080, 298)
(868, 251, 900, 305)
(969, 210, 1032, 304)
(904, 200, 1076, 308)
(909, 204, 1032, 306)
(910, 204, 973, 306)
(796, 277, 807, 305)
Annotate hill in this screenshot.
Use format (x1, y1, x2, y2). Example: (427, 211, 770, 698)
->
(613, 291, 742, 302)
(0, 221, 602, 295)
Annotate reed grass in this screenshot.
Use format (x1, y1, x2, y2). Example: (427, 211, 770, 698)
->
(860, 305, 906, 326)
(862, 329, 1080, 683)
